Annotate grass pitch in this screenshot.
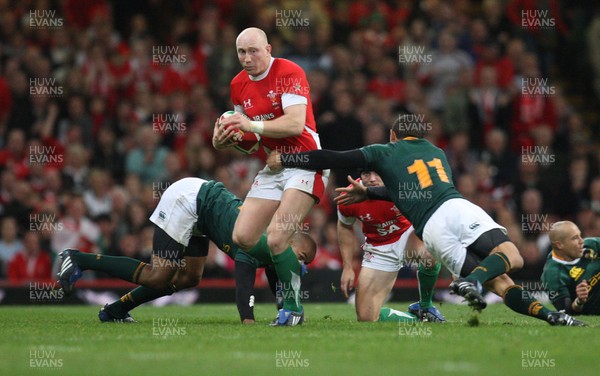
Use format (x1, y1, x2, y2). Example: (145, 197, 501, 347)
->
(0, 303, 597, 376)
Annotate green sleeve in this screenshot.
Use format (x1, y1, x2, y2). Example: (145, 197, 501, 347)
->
(359, 144, 391, 167)
(541, 262, 572, 311)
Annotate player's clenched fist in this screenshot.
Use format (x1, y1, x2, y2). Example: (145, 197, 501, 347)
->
(575, 280, 589, 303)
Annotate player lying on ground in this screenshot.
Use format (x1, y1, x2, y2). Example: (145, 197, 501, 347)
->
(213, 27, 329, 326)
(57, 177, 315, 325)
(338, 170, 445, 323)
(542, 221, 600, 315)
(267, 120, 586, 326)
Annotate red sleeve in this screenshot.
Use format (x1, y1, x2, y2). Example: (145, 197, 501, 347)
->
(277, 62, 310, 100)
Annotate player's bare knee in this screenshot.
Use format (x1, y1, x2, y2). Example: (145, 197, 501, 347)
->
(232, 231, 259, 251)
(356, 304, 378, 322)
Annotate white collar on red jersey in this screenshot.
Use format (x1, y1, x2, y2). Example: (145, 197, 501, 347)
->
(249, 57, 275, 81)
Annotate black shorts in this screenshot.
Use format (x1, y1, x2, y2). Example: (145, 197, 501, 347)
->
(460, 228, 510, 277)
(152, 226, 209, 260)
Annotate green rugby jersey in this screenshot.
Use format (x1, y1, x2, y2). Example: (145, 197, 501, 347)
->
(360, 139, 462, 237)
(541, 237, 600, 314)
(195, 180, 271, 267)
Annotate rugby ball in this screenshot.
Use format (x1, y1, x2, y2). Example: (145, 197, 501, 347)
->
(219, 110, 262, 155)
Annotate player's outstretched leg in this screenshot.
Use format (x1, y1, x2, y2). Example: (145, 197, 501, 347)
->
(100, 252, 206, 322)
(490, 274, 586, 326)
(57, 249, 148, 296)
(451, 239, 525, 311)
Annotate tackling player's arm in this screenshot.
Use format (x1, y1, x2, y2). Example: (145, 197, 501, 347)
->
(235, 260, 256, 324)
(234, 258, 258, 324)
(268, 149, 366, 170)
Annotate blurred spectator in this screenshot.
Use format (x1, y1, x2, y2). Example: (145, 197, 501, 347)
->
(7, 231, 51, 283)
(556, 157, 590, 218)
(479, 128, 518, 187)
(444, 131, 478, 183)
(93, 213, 118, 256)
(61, 143, 90, 192)
(206, 24, 239, 109)
(50, 194, 100, 255)
(509, 53, 557, 151)
(90, 125, 125, 182)
(418, 29, 473, 112)
(519, 188, 547, 240)
(482, 0, 513, 46)
(125, 126, 169, 185)
(83, 168, 112, 217)
(468, 65, 511, 145)
(0, 216, 23, 277)
(57, 95, 93, 148)
(119, 200, 149, 236)
(3, 180, 36, 231)
(367, 57, 405, 103)
(0, 128, 29, 179)
(117, 232, 142, 260)
(443, 68, 472, 136)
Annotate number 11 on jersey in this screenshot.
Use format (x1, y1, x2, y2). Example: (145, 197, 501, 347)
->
(407, 158, 450, 189)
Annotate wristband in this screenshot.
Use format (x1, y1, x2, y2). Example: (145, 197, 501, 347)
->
(574, 298, 585, 306)
(250, 121, 264, 134)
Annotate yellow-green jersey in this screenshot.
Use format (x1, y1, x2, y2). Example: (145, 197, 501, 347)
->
(195, 180, 271, 268)
(360, 139, 463, 237)
(541, 238, 600, 314)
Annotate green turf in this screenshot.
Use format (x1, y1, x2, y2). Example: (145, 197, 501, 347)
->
(0, 303, 597, 376)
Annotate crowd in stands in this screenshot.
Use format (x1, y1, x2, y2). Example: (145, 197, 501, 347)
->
(1, 0, 599, 286)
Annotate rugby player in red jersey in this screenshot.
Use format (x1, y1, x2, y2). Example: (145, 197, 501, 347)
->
(213, 27, 328, 325)
(338, 170, 444, 322)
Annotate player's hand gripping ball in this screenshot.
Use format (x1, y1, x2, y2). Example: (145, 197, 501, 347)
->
(219, 111, 262, 155)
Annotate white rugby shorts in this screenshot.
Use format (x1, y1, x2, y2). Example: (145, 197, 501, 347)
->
(422, 198, 507, 276)
(246, 166, 329, 202)
(361, 226, 415, 273)
(149, 177, 206, 246)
